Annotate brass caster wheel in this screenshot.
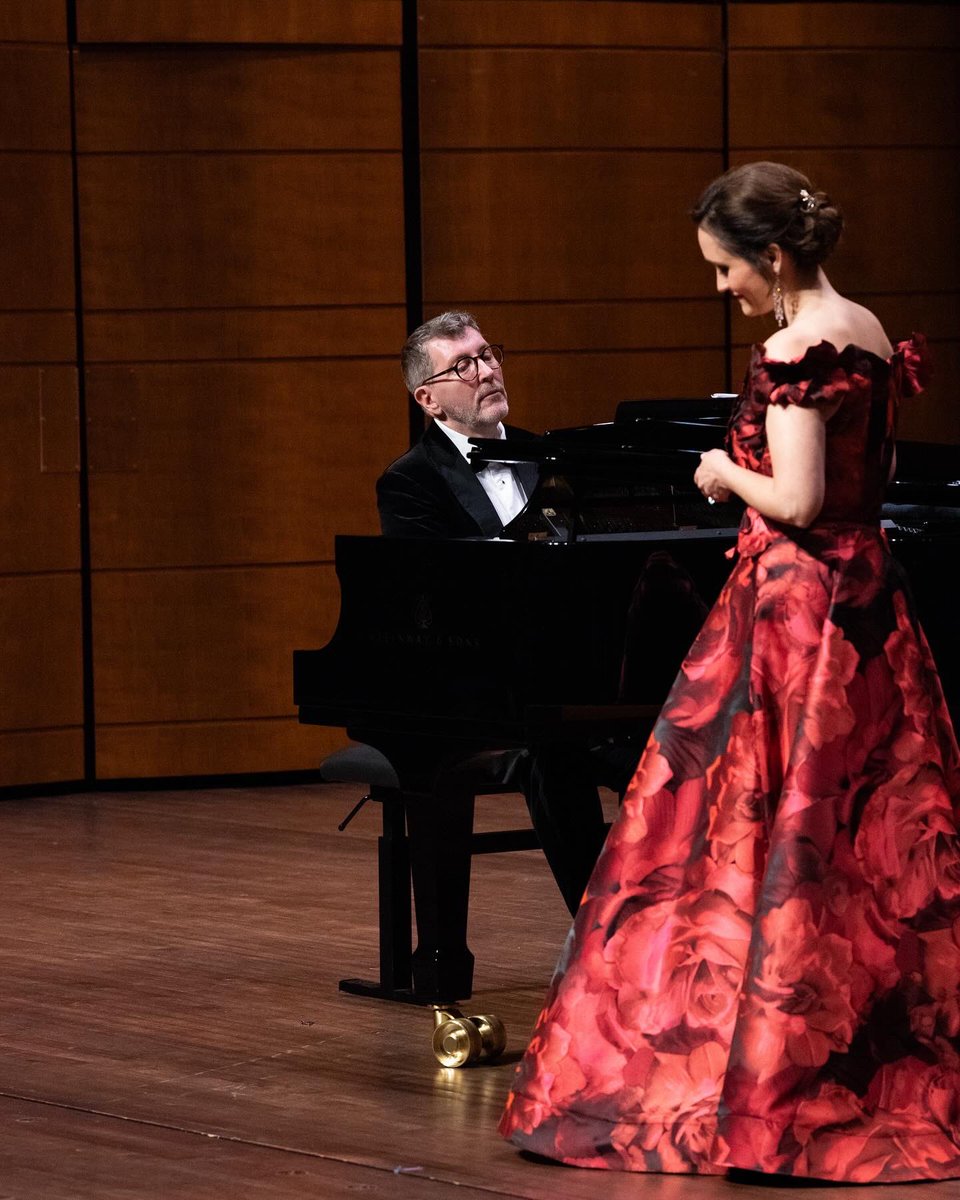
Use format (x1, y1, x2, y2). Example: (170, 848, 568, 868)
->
(430, 1007, 507, 1067)
(432, 1007, 482, 1068)
(469, 1013, 507, 1061)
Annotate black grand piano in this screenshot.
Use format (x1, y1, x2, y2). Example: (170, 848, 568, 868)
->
(294, 400, 959, 1004)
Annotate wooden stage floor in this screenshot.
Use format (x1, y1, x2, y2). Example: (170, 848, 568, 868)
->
(1, 782, 958, 1200)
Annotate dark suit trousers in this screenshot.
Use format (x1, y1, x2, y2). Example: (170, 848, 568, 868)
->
(522, 746, 613, 916)
(468, 745, 616, 916)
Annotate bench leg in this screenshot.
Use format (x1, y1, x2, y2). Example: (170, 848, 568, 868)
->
(339, 789, 414, 1001)
(377, 791, 412, 991)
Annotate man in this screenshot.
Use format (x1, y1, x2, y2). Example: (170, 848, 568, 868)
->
(376, 311, 618, 914)
(377, 311, 537, 538)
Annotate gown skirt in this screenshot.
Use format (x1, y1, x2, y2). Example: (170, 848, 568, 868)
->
(500, 508, 960, 1182)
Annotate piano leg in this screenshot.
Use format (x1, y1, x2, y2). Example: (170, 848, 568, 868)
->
(404, 786, 476, 1003)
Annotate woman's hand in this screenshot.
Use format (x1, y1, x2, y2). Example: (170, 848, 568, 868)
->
(692, 406, 827, 526)
(695, 449, 733, 504)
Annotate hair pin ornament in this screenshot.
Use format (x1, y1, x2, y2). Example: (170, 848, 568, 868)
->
(799, 189, 817, 213)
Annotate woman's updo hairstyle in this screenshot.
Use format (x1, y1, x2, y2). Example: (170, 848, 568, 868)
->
(692, 161, 843, 277)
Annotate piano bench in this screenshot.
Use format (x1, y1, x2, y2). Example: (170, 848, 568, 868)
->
(319, 742, 538, 1005)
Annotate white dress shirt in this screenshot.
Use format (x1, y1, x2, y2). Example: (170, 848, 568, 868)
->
(433, 421, 529, 527)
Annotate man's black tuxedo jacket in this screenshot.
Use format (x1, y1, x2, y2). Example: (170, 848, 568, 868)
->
(376, 421, 540, 538)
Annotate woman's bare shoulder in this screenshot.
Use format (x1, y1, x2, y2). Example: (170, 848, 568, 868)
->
(841, 300, 893, 358)
(761, 301, 892, 363)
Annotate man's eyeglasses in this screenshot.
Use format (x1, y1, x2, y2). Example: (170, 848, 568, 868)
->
(418, 343, 504, 388)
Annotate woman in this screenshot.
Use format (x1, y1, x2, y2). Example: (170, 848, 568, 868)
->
(499, 162, 960, 1184)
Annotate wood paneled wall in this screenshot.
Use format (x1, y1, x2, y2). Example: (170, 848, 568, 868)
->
(2, 0, 957, 787)
(727, 2, 960, 443)
(418, 1, 959, 439)
(418, 0, 727, 433)
(73, 1, 407, 779)
(0, 6, 84, 787)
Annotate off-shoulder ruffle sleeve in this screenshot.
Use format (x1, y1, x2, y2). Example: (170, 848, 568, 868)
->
(895, 333, 931, 399)
(752, 341, 858, 411)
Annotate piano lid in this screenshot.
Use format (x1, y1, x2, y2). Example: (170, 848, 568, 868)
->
(468, 399, 738, 542)
(468, 399, 960, 543)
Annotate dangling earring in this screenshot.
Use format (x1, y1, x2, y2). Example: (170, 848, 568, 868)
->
(773, 273, 786, 327)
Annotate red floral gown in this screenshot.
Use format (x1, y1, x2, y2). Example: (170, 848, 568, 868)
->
(500, 335, 960, 1183)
